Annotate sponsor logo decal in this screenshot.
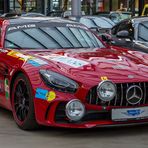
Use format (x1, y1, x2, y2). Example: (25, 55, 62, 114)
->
(50, 56, 89, 68)
(35, 88, 56, 102)
(8, 24, 36, 32)
(4, 79, 9, 99)
(100, 76, 108, 81)
(7, 50, 33, 61)
(47, 91, 56, 102)
(27, 58, 48, 67)
(66, 24, 88, 30)
(122, 109, 145, 117)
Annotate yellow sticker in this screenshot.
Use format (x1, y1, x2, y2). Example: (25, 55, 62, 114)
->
(7, 50, 34, 61)
(7, 51, 20, 58)
(101, 76, 108, 81)
(47, 91, 56, 102)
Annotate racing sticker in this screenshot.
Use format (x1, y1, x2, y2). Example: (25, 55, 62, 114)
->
(47, 91, 56, 102)
(50, 56, 89, 68)
(4, 79, 9, 100)
(35, 88, 48, 100)
(7, 51, 20, 58)
(35, 88, 56, 102)
(7, 51, 33, 61)
(27, 58, 48, 67)
(122, 109, 145, 117)
(101, 76, 108, 81)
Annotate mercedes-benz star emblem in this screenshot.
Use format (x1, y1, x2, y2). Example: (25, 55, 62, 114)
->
(126, 85, 143, 105)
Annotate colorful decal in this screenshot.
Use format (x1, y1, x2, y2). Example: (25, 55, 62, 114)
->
(4, 79, 9, 99)
(7, 51, 20, 58)
(35, 88, 56, 102)
(35, 88, 48, 100)
(27, 58, 48, 67)
(7, 50, 33, 61)
(47, 91, 56, 102)
(101, 76, 108, 81)
(50, 56, 89, 68)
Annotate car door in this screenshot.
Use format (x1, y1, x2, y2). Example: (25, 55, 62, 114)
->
(132, 21, 148, 53)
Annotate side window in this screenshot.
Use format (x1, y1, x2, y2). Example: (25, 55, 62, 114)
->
(138, 21, 148, 42)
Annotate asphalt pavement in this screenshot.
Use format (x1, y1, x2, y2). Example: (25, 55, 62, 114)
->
(0, 107, 148, 148)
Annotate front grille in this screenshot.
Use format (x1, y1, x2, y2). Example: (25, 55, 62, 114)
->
(86, 82, 148, 106)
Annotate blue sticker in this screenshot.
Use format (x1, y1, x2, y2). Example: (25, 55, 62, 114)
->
(35, 88, 48, 100)
(122, 109, 145, 117)
(28, 58, 47, 67)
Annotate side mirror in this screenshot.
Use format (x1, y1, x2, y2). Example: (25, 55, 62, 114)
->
(116, 30, 129, 38)
(101, 34, 112, 43)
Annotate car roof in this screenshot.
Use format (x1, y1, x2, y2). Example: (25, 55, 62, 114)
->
(0, 16, 81, 25)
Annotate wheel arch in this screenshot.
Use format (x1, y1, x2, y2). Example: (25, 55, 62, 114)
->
(10, 70, 28, 102)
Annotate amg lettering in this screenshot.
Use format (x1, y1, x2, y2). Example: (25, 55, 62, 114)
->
(8, 24, 36, 31)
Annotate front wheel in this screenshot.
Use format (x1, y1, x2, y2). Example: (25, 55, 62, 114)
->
(11, 73, 38, 130)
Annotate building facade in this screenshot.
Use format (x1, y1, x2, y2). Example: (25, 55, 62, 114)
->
(0, 0, 147, 16)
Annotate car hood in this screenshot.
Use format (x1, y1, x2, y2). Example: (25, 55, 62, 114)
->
(25, 47, 148, 84)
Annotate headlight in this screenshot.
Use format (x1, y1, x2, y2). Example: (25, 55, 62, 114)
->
(97, 80, 116, 102)
(66, 99, 85, 121)
(40, 70, 79, 93)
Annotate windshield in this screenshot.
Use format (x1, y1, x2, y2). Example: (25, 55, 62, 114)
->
(110, 12, 131, 23)
(5, 24, 104, 49)
(120, 13, 131, 20)
(80, 17, 114, 29)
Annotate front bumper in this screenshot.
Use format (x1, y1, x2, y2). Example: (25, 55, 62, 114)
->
(34, 99, 148, 128)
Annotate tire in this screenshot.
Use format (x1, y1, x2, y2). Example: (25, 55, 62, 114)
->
(11, 73, 38, 130)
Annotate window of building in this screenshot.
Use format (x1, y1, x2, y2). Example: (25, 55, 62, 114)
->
(9, 0, 37, 13)
(0, 0, 4, 14)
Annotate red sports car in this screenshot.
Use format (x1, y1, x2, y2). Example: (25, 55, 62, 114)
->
(0, 16, 148, 130)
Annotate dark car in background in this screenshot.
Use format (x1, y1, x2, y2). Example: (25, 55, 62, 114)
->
(1, 12, 46, 17)
(67, 16, 115, 35)
(106, 17, 148, 53)
(95, 11, 132, 24)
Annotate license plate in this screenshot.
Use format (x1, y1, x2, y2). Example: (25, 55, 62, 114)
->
(112, 107, 148, 121)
